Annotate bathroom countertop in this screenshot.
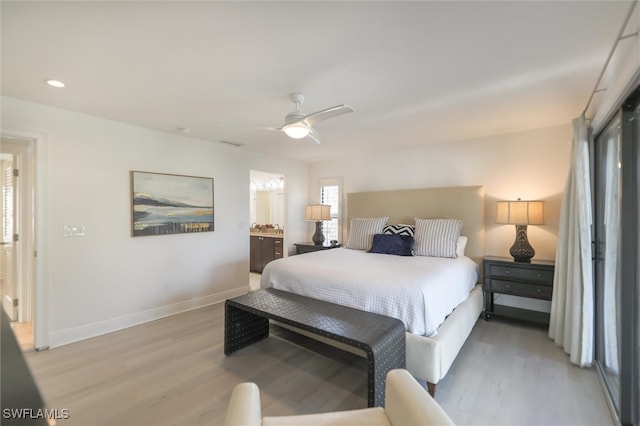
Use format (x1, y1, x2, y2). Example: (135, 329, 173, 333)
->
(250, 232, 284, 238)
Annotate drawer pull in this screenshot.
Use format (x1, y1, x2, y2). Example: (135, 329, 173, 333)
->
(537, 273, 543, 278)
(536, 289, 542, 293)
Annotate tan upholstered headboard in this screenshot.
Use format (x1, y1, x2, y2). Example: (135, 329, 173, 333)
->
(346, 186, 485, 264)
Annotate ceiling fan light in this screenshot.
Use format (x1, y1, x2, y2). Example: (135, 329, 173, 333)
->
(283, 123, 310, 139)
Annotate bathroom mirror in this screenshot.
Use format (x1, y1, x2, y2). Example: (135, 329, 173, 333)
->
(250, 170, 285, 229)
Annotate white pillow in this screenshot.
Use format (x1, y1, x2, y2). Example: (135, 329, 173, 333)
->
(414, 218, 463, 258)
(456, 236, 468, 258)
(345, 217, 389, 250)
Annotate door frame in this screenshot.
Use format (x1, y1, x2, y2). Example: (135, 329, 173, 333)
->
(618, 88, 639, 426)
(0, 128, 48, 350)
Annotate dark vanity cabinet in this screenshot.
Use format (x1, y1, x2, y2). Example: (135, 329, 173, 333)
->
(250, 235, 283, 273)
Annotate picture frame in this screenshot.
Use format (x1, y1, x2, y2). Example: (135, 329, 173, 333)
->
(130, 171, 214, 237)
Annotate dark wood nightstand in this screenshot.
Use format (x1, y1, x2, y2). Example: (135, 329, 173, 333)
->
(294, 242, 341, 255)
(483, 256, 555, 325)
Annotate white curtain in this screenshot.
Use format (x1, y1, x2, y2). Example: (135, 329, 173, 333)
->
(549, 115, 594, 367)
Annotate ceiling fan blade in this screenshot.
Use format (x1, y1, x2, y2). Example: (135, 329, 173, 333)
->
(304, 104, 354, 126)
(307, 127, 321, 145)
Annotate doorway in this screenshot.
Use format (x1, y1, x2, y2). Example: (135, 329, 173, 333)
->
(249, 170, 285, 290)
(0, 137, 35, 351)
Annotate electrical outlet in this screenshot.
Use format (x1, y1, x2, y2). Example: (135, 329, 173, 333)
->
(63, 225, 86, 237)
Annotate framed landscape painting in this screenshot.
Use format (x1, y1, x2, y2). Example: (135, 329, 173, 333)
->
(131, 171, 214, 237)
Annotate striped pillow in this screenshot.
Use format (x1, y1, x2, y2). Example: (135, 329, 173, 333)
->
(383, 224, 415, 237)
(414, 218, 463, 258)
(345, 217, 389, 250)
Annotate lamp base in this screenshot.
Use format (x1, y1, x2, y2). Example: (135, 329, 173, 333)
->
(510, 225, 535, 262)
(312, 221, 325, 246)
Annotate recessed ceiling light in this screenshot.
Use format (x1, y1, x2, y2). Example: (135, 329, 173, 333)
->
(46, 80, 65, 88)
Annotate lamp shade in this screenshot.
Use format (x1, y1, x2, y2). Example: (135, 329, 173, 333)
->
(305, 204, 331, 221)
(496, 199, 544, 225)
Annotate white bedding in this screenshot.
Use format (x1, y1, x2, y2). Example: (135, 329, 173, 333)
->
(260, 248, 479, 336)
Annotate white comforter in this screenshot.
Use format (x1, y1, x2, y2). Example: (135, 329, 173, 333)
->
(260, 248, 479, 336)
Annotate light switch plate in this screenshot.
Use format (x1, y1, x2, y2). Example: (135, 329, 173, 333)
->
(63, 225, 86, 237)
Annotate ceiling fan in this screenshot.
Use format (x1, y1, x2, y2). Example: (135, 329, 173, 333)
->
(276, 93, 354, 144)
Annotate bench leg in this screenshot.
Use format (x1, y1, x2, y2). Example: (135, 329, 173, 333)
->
(368, 326, 406, 408)
(427, 382, 436, 397)
(224, 302, 269, 355)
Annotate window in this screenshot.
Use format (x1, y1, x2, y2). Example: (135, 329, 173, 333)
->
(320, 178, 342, 243)
(2, 158, 14, 245)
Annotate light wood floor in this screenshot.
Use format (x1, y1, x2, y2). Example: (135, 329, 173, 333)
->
(25, 302, 614, 426)
(11, 321, 34, 351)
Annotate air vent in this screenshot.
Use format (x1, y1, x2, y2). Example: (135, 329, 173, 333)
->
(219, 139, 245, 147)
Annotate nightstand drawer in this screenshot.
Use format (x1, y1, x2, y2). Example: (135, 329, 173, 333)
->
(485, 278, 552, 300)
(487, 264, 553, 284)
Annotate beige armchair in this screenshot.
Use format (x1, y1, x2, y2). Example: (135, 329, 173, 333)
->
(224, 369, 455, 426)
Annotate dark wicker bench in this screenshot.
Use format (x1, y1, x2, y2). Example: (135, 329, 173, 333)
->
(224, 288, 406, 407)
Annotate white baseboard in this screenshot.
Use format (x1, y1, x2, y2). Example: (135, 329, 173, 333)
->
(49, 286, 249, 348)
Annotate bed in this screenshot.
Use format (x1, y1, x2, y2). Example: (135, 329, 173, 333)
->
(261, 185, 485, 391)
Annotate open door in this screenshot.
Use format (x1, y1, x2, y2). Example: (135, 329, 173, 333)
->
(0, 152, 18, 321)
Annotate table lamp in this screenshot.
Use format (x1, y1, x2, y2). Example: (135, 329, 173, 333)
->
(306, 204, 331, 245)
(496, 198, 544, 262)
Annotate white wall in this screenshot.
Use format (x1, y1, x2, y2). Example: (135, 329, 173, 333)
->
(1, 94, 573, 345)
(1, 96, 309, 347)
(309, 123, 572, 261)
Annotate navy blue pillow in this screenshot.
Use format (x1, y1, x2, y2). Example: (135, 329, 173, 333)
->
(368, 234, 414, 256)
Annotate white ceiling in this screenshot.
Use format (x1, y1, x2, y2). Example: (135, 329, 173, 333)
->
(1, 1, 633, 163)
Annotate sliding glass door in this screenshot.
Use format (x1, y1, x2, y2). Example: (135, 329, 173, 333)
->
(593, 86, 639, 426)
(594, 112, 622, 411)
